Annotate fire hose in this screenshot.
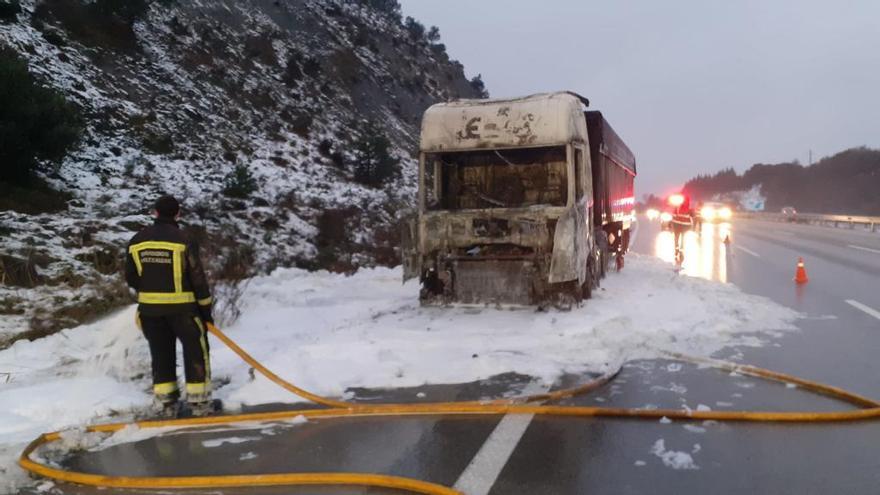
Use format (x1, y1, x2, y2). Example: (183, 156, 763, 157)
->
(18, 322, 880, 494)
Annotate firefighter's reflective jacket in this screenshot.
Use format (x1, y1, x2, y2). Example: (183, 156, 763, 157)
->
(671, 204, 693, 227)
(672, 207, 694, 225)
(125, 217, 212, 320)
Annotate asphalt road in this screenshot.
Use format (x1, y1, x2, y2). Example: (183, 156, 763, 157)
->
(25, 217, 880, 495)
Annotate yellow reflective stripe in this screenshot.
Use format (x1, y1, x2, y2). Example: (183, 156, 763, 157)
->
(138, 292, 195, 304)
(128, 241, 187, 287)
(192, 315, 205, 333)
(129, 241, 187, 253)
(172, 249, 183, 293)
(186, 382, 210, 395)
(153, 382, 178, 395)
(193, 317, 211, 383)
(131, 252, 143, 276)
(197, 297, 213, 306)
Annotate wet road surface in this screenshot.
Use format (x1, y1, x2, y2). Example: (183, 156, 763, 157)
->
(495, 217, 880, 494)
(26, 217, 880, 495)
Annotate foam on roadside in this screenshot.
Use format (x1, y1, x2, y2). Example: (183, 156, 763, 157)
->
(0, 254, 798, 492)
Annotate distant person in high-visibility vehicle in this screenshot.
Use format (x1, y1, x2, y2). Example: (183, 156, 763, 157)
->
(667, 193, 693, 264)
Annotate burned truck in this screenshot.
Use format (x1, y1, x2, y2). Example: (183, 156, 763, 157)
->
(402, 92, 636, 306)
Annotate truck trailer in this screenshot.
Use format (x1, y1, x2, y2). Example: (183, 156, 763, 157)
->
(402, 92, 636, 306)
(585, 110, 637, 272)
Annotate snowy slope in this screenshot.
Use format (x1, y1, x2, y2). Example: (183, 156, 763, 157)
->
(0, 0, 482, 342)
(0, 254, 798, 492)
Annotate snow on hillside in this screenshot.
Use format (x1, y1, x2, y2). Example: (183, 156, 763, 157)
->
(0, 254, 798, 492)
(0, 0, 482, 344)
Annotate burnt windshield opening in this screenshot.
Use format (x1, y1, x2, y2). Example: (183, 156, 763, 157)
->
(425, 146, 568, 211)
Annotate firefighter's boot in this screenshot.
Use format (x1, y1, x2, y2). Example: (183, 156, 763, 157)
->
(187, 390, 213, 417)
(152, 394, 179, 418)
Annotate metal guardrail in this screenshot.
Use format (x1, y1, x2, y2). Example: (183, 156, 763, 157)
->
(739, 211, 880, 232)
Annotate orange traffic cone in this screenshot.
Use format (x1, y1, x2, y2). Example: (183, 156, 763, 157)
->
(794, 257, 809, 284)
(723, 234, 731, 245)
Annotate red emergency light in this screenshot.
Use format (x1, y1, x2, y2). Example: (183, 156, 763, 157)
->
(668, 193, 686, 207)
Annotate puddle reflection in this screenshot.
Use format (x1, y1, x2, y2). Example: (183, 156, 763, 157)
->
(654, 222, 731, 282)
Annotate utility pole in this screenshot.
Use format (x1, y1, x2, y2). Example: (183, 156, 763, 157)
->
(809, 149, 813, 166)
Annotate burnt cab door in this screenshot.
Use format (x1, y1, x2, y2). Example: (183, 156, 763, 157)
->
(400, 210, 420, 282)
(402, 152, 430, 282)
(573, 143, 594, 250)
(549, 144, 591, 285)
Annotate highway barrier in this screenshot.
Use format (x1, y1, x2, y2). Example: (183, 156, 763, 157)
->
(741, 211, 880, 232)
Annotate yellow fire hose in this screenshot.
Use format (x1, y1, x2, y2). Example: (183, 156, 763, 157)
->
(17, 322, 880, 494)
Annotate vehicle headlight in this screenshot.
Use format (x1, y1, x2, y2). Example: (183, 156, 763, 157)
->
(719, 207, 732, 219)
(660, 212, 673, 222)
(700, 206, 716, 220)
(646, 208, 660, 220)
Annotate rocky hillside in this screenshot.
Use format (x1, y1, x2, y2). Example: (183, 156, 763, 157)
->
(0, 0, 486, 344)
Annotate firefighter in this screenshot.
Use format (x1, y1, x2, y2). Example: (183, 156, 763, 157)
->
(125, 195, 214, 417)
(668, 193, 693, 264)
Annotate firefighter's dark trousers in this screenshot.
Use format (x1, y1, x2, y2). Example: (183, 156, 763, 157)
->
(671, 222, 690, 254)
(138, 312, 211, 404)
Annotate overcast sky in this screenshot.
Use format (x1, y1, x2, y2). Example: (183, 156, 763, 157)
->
(399, 0, 880, 196)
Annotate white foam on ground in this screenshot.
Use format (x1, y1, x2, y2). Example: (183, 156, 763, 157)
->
(0, 255, 797, 492)
(683, 424, 707, 434)
(651, 439, 700, 470)
(202, 436, 261, 448)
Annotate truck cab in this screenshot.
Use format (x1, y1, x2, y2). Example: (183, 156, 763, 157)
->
(402, 92, 636, 306)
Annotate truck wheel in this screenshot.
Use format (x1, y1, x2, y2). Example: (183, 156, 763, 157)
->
(549, 281, 579, 310)
(591, 251, 601, 289)
(582, 262, 594, 300)
(595, 230, 609, 281)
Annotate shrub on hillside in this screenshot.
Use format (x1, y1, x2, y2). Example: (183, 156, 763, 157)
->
(244, 33, 277, 67)
(289, 113, 313, 138)
(429, 43, 448, 59)
(0, 0, 21, 22)
(352, 122, 399, 187)
(360, 0, 401, 21)
(403, 16, 425, 41)
(91, 0, 150, 21)
(470, 74, 489, 98)
(314, 208, 358, 272)
(0, 47, 82, 186)
(318, 139, 333, 157)
(32, 0, 165, 51)
(210, 243, 255, 326)
(302, 57, 321, 77)
(282, 55, 303, 86)
(222, 164, 258, 198)
(426, 26, 440, 43)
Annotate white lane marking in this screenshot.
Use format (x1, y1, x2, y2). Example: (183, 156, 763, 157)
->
(733, 245, 760, 258)
(846, 300, 880, 321)
(453, 381, 549, 495)
(848, 244, 880, 255)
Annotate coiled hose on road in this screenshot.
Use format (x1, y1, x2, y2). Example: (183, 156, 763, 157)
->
(18, 323, 880, 494)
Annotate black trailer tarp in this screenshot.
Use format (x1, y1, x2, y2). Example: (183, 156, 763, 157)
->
(584, 111, 636, 175)
(585, 111, 637, 229)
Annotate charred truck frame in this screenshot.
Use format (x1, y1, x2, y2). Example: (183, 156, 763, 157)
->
(402, 92, 636, 306)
